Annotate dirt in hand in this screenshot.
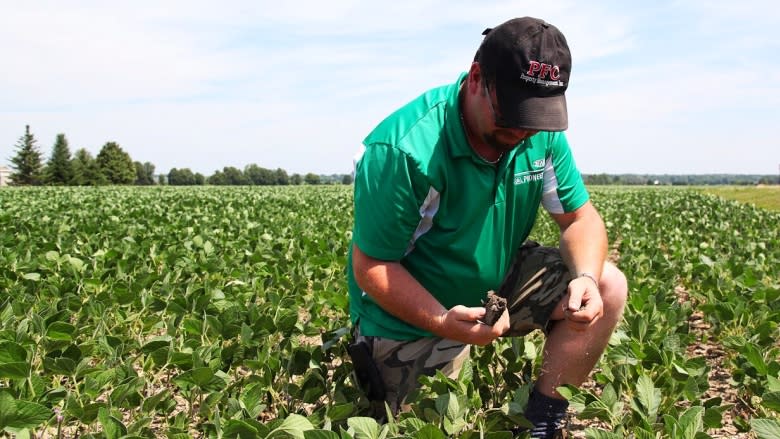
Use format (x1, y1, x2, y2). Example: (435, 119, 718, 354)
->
(483, 291, 507, 326)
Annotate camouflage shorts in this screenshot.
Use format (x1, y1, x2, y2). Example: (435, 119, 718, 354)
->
(352, 325, 470, 417)
(498, 240, 572, 337)
(352, 241, 571, 417)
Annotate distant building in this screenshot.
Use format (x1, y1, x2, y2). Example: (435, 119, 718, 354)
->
(0, 166, 11, 186)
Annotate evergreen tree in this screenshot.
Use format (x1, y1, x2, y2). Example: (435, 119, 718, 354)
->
(96, 142, 135, 184)
(9, 125, 44, 185)
(71, 148, 107, 186)
(44, 133, 73, 185)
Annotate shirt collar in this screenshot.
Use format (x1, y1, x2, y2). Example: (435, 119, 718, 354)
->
(445, 72, 474, 159)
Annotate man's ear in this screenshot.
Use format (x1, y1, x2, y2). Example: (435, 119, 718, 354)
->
(465, 62, 482, 93)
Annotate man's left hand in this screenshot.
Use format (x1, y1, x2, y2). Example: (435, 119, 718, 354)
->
(560, 275, 603, 330)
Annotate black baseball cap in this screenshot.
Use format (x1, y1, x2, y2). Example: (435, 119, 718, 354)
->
(475, 17, 571, 131)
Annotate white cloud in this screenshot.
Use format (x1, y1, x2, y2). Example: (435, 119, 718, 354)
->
(2, 1, 777, 175)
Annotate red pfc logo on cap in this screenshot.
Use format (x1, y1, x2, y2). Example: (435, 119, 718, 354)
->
(526, 61, 561, 81)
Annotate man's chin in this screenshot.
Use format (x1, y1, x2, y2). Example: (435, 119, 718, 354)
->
(486, 140, 519, 154)
(484, 134, 522, 153)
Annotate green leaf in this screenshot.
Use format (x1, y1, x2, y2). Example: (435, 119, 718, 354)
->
(752, 418, 780, 439)
(276, 310, 299, 334)
(744, 343, 768, 375)
(45, 357, 77, 375)
(240, 323, 254, 346)
(347, 417, 381, 439)
(140, 337, 171, 354)
(583, 429, 621, 439)
(223, 419, 259, 439)
(635, 374, 660, 420)
(326, 403, 355, 422)
(149, 346, 170, 366)
(0, 342, 27, 363)
(0, 362, 31, 379)
(142, 390, 171, 413)
(14, 401, 51, 429)
(68, 256, 85, 272)
(414, 424, 446, 439)
(672, 362, 690, 377)
(182, 318, 203, 335)
(191, 367, 215, 388)
(761, 391, 780, 412)
(1, 398, 52, 430)
(289, 348, 311, 376)
(0, 392, 16, 430)
(435, 392, 459, 420)
(239, 383, 265, 418)
(767, 375, 780, 392)
(46, 322, 76, 341)
(68, 401, 106, 424)
(483, 433, 513, 439)
(556, 385, 577, 401)
(678, 406, 704, 438)
(457, 357, 473, 385)
(702, 404, 730, 429)
(169, 350, 193, 369)
(98, 407, 127, 439)
(22, 273, 41, 281)
(267, 414, 314, 438)
(5, 428, 30, 439)
(633, 428, 656, 439)
(398, 417, 427, 432)
(601, 383, 617, 408)
(304, 431, 341, 439)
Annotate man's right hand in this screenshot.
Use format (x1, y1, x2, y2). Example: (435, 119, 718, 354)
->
(435, 305, 510, 345)
(352, 244, 509, 346)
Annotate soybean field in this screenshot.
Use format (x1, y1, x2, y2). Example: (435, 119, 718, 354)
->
(0, 186, 778, 438)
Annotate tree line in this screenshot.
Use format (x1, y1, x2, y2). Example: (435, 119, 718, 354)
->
(5, 126, 354, 187)
(8, 126, 776, 187)
(583, 173, 779, 186)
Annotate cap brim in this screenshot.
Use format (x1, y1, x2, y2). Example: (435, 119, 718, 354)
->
(499, 91, 568, 131)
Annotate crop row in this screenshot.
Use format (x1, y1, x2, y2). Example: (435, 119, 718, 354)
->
(0, 186, 778, 438)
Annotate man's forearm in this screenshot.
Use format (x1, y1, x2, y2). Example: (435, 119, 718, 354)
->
(352, 244, 448, 335)
(558, 203, 608, 280)
(352, 244, 509, 345)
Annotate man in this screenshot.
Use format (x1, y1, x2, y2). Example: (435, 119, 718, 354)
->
(347, 17, 628, 438)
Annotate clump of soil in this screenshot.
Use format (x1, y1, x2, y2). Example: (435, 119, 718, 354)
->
(483, 291, 507, 326)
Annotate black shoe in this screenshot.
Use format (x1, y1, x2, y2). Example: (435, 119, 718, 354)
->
(511, 427, 568, 439)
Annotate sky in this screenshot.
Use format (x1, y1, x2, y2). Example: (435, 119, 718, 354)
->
(2, 1, 779, 176)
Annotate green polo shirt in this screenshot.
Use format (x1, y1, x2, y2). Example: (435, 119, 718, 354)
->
(348, 73, 589, 340)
